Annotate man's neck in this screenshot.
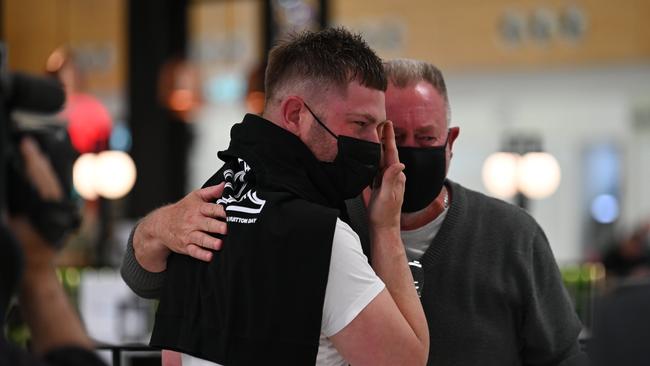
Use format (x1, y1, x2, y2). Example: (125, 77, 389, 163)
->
(400, 185, 449, 231)
(362, 184, 450, 232)
(261, 111, 281, 126)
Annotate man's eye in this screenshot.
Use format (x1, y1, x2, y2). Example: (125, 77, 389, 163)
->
(417, 136, 435, 142)
(354, 121, 368, 127)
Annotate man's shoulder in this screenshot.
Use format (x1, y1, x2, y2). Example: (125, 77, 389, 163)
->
(447, 181, 546, 260)
(200, 159, 340, 227)
(256, 194, 340, 233)
(451, 181, 539, 229)
(330, 218, 364, 259)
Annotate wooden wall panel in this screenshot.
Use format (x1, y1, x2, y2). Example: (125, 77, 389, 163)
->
(332, 0, 650, 71)
(3, 0, 125, 92)
(3, 0, 65, 73)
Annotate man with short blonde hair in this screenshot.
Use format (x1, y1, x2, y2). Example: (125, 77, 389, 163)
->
(144, 28, 429, 366)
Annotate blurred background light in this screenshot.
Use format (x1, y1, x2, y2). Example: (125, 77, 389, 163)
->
(517, 152, 562, 199)
(72, 151, 136, 200)
(585, 144, 619, 199)
(168, 89, 195, 112)
(481, 152, 520, 199)
(482, 135, 562, 206)
(109, 122, 132, 152)
(591, 194, 620, 224)
(94, 151, 137, 200)
(73, 153, 99, 200)
(204, 73, 246, 104)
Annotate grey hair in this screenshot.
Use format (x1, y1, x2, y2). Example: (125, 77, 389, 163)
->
(383, 58, 451, 125)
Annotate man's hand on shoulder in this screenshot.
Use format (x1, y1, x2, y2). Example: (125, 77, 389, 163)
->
(133, 183, 227, 272)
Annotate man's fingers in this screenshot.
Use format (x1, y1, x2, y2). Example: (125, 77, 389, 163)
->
(197, 216, 227, 235)
(200, 202, 226, 219)
(188, 231, 223, 250)
(186, 244, 213, 262)
(376, 121, 386, 141)
(197, 182, 226, 202)
(20, 137, 40, 157)
(381, 121, 400, 167)
(382, 163, 405, 185)
(378, 163, 405, 205)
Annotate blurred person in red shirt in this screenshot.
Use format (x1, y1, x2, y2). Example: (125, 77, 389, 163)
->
(47, 47, 112, 154)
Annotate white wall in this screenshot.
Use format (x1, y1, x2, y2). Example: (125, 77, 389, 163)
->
(445, 65, 650, 264)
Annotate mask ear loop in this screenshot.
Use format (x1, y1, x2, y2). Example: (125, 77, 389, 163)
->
(304, 102, 338, 140)
(442, 128, 452, 146)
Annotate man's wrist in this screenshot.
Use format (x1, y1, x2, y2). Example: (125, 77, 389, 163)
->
(370, 226, 404, 252)
(368, 209, 401, 232)
(133, 211, 172, 273)
(21, 265, 56, 287)
(369, 220, 401, 236)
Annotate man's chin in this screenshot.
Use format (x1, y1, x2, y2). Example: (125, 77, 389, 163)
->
(401, 204, 431, 218)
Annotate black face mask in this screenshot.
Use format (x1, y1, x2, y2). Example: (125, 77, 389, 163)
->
(397, 131, 449, 213)
(305, 104, 381, 200)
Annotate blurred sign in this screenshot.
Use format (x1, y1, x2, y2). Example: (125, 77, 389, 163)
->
(332, 0, 650, 70)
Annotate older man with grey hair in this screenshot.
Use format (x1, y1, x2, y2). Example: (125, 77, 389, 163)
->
(347, 58, 587, 365)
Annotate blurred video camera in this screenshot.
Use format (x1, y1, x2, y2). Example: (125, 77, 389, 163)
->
(0, 43, 80, 248)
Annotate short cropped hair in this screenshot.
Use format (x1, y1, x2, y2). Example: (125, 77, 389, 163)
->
(383, 59, 451, 124)
(264, 27, 387, 106)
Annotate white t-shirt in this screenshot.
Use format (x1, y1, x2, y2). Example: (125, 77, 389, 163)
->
(316, 219, 386, 365)
(183, 218, 385, 366)
(401, 207, 448, 263)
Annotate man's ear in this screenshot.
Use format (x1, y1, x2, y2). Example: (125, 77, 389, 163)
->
(446, 126, 460, 163)
(279, 96, 305, 136)
(448, 126, 460, 152)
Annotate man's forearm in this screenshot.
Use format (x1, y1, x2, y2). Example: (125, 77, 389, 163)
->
(370, 227, 429, 355)
(19, 268, 93, 355)
(9, 217, 93, 353)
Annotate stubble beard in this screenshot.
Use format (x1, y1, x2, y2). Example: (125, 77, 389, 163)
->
(305, 120, 338, 162)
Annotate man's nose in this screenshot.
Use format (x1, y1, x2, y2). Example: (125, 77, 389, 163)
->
(368, 128, 381, 144)
(399, 134, 418, 147)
